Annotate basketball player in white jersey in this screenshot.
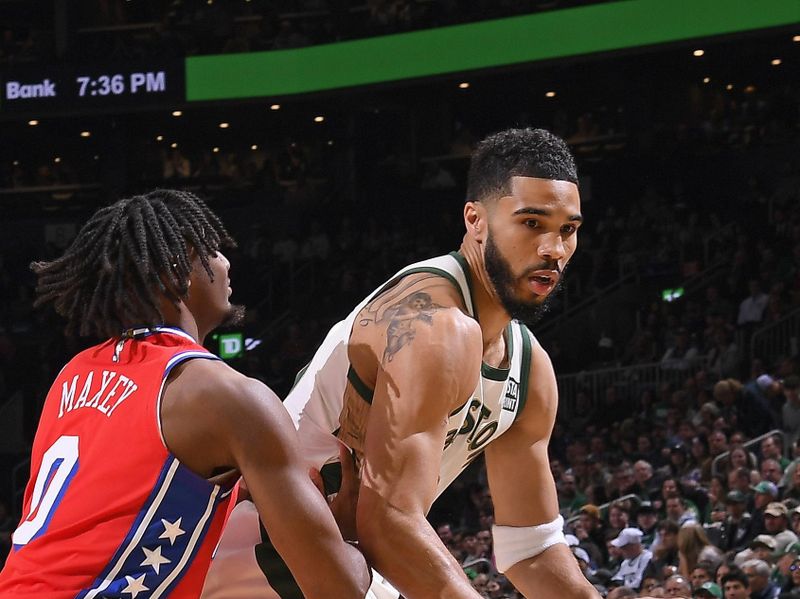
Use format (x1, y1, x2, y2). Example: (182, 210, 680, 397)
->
(203, 128, 600, 598)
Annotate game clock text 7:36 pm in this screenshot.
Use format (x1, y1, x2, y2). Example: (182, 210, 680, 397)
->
(0, 62, 184, 113)
(77, 72, 166, 96)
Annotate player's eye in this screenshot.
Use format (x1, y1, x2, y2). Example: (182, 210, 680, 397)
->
(561, 224, 577, 235)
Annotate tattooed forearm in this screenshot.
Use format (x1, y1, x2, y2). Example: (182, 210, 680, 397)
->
(382, 291, 444, 363)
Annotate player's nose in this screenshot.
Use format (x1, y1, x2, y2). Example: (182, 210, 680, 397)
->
(537, 232, 566, 261)
(217, 251, 231, 271)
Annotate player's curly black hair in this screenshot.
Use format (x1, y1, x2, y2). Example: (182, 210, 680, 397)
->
(466, 128, 578, 203)
(31, 189, 235, 339)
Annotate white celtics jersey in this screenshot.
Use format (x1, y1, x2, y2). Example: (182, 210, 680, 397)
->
(284, 252, 535, 497)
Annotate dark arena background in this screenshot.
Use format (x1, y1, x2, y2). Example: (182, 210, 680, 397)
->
(0, 1, 798, 597)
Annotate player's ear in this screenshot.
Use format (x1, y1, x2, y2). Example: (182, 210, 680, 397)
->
(464, 201, 487, 244)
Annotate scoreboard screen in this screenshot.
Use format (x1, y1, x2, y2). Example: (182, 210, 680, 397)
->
(0, 61, 184, 114)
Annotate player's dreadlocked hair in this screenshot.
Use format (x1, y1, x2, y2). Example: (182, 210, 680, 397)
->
(31, 189, 235, 339)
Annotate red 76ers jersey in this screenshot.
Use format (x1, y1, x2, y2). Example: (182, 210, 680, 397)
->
(0, 327, 234, 598)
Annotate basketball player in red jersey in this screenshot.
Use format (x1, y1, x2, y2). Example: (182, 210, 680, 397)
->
(0, 189, 369, 598)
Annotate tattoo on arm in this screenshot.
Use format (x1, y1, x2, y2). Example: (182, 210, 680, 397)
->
(358, 274, 445, 327)
(374, 291, 445, 363)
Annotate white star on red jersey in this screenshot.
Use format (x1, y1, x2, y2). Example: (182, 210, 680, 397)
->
(141, 545, 171, 575)
(159, 517, 185, 545)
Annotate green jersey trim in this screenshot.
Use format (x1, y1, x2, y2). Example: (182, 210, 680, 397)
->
(480, 323, 513, 381)
(448, 251, 478, 321)
(449, 251, 516, 379)
(480, 364, 509, 381)
(516, 324, 534, 422)
(347, 365, 375, 404)
(290, 360, 312, 393)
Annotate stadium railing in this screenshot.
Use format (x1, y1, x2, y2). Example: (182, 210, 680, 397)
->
(556, 357, 708, 416)
(750, 306, 800, 365)
(710, 429, 784, 478)
(538, 221, 735, 351)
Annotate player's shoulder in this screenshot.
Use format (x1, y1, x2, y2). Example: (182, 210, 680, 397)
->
(361, 267, 471, 318)
(510, 329, 558, 435)
(511, 322, 548, 370)
(162, 357, 295, 459)
(514, 321, 539, 345)
(432, 303, 482, 340)
(167, 357, 280, 414)
(355, 269, 481, 350)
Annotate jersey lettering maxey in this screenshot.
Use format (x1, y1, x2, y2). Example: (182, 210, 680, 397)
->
(0, 327, 233, 599)
(284, 252, 534, 496)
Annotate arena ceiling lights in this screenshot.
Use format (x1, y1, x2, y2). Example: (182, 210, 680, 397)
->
(185, 0, 798, 101)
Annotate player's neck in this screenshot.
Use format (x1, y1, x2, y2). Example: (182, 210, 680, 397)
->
(457, 241, 512, 350)
(163, 317, 202, 344)
(159, 299, 203, 344)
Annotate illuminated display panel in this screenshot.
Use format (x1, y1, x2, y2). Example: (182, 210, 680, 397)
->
(186, 0, 799, 100)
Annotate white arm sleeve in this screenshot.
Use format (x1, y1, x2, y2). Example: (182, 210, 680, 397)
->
(492, 515, 567, 573)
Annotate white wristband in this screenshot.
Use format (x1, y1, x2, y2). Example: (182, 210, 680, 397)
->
(492, 515, 567, 573)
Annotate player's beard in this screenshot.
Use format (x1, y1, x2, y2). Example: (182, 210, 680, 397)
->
(221, 303, 246, 327)
(484, 230, 564, 327)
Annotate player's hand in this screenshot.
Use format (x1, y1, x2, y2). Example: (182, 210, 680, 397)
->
(328, 443, 359, 542)
(308, 443, 360, 542)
